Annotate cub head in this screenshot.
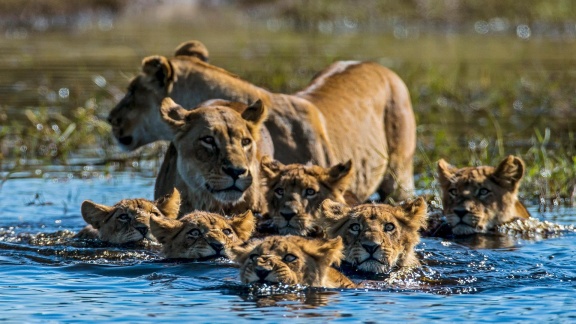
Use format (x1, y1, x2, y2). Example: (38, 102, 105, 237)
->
(230, 235, 344, 287)
(160, 98, 267, 206)
(149, 210, 255, 259)
(80, 188, 181, 244)
(261, 156, 353, 236)
(437, 155, 526, 235)
(319, 197, 427, 274)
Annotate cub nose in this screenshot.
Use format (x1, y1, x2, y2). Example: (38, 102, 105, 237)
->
(280, 211, 296, 221)
(209, 242, 224, 252)
(135, 226, 148, 237)
(222, 166, 247, 179)
(255, 269, 271, 280)
(453, 208, 468, 218)
(362, 243, 379, 254)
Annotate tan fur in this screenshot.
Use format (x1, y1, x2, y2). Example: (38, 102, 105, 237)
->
(107, 41, 416, 202)
(260, 156, 353, 236)
(76, 188, 181, 244)
(230, 235, 355, 288)
(319, 197, 427, 274)
(437, 155, 530, 236)
(158, 98, 267, 216)
(149, 210, 255, 259)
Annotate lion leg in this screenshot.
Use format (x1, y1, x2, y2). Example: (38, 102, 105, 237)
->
(154, 143, 179, 200)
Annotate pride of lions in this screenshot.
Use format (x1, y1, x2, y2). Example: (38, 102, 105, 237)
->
(77, 40, 565, 289)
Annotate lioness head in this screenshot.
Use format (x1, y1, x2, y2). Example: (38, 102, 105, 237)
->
(231, 235, 346, 287)
(80, 188, 181, 244)
(160, 97, 267, 210)
(319, 197, 427, 274)
(149, 210, 255, 259)
(260, 156, 353, 236)
(437, 155, 528, 235)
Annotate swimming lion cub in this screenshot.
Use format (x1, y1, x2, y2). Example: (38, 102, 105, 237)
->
(231, 235, 355, 288)
(437, 155, 530, 236)
(76, 188, 181, 244)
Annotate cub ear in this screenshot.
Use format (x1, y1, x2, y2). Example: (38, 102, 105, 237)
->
(492, 155, 525, 190)
(159, 97, 191, 131)
(260, 155, 284, 180)
(325, 160, 353, 190)
(229, 210, 256, 242)
(81, 200, 114, 229)
(398, 196, 428, 231)
(155, 188, 181, 219)
(149, 215, 183, 245)
(437, 159, 456, 187)
(304, 237, 345, 267)
(319, 199, 350, 222)
(242, 99, 268, 129)
(173, 40, 209, 62)
(228, 240, 260, 265)
(141, 55, 173, 90)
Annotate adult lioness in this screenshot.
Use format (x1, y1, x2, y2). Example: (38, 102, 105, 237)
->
(159, 98, 267, 216)
(318, 197, 427, 274)
(437, 155, 530, 236)
(260, 156, 354, 236)
(108, 40, 416, 202)
(231, 235, 355, 288)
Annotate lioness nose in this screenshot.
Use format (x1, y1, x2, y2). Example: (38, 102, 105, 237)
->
(222, 166, 247, 179)
(280, 211, 296, 221)
(453, 208, 468, 218)
(255, 269, 271, 280)
(135, 226, 148, 237)
(362, 243, 379, 254)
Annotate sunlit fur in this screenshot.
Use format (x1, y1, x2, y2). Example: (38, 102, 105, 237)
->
(158, 98, 268, 216)
(107, 40, 416, 203)
(319, 197, 427, 274)
(260, 156, 353, 236)
(150, 210, 255, 259)
(437, 155, 530, 236)
(230, 235, 355, 288)
(77, 188, 181, 244)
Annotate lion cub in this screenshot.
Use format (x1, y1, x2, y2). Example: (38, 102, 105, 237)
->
(318, 197, 428, 274)
(260, 156, 354, 236)
(149, 210, 255, 260)
(437, 155, 530, 236)
(231, 235, 355, 288)
(76, 188, 181, 244)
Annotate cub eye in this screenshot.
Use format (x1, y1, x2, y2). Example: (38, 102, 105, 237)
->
(478, 188, 491, 196)
(200, 136, 215, 146)
(222, 228, 233, 236)
(117, 213, 130, 222)
(241, 138, 252, 146)
(249, 254, 259, 261)
(188, 229, 201, 237)
(274, 188, 284, 197)
(448, 188, 458, 196)
(384, 223, 395, 232)
(283, 254, 298, 263)
(304, 188, 317, 197)
(349, 223, 361, 232)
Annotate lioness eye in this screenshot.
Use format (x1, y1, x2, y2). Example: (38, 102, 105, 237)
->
(241, 138, 252, 146)
(448, 188, 458, 196)
(350, 223, 361, 232)
(222, 228, 233, 236)
(200, 136, 215, 145)
(304, 188, 317, 197)
(274, 188, 284, 197)
(478, 188, 491, 196)
(384, 223, 395, 232)
(117, 213, 130, 222)
(188, 229, 201, 237)
(283, 254, 298, 263)
(249, 254, 259, 261)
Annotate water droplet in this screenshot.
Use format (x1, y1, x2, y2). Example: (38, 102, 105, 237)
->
(474, 21, 489, 34)
(93, 75, 107, 88)
(59, 88, 69, 99)
(516, 24, 531, 39)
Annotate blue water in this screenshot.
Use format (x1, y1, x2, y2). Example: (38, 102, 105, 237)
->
(0, 173, 574, 322)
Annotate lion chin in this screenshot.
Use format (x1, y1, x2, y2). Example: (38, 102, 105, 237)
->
(277, 226, 305, 236)
(451, 224, 485, 236)
(357, 259, 391, 274)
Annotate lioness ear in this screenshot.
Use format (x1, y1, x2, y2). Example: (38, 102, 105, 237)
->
(141, 55, 173, 90)
(304, 237, 344, 267)
(492, 155, 525, 191)
(160, 97, 190, 131)
(260, 155, 284, 180)
(399, 196, 428, 231)
(325, 160, 353, 190)
(81, 200, 114, 229)
(229, 210, 256, 242)
(149, 215, 183, 245)
(242, 99, 268, 129)
(437, 159, 456, 187)
(173, 40, 209, 62)
(155, 188, 181, 220)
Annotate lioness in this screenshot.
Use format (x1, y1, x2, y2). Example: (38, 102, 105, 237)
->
(76, 188, 181, 244)
(108, 40, 416, 202)
(318, 197, 428, 274)
(437, 155, 530, 236)
(159, 98, 267, 216)
(260, 156, 354, 236)
(149, 210, 255, 259)
(231, 235, 355, 288)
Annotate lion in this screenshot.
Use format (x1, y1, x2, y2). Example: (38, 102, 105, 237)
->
(75, 188, 181, 244)
(230, 235, 355, 288)
(260, 156, 355, 236)
(149, 210, 255, 260)
(437, 155, 531, 236)
(158, 98, 267, 216)
(318, 197, 428, 274)
(107, 40, 416, 203)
